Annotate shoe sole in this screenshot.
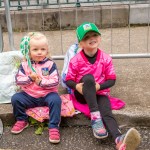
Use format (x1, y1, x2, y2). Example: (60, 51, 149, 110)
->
(11, 123, 29, 134)
(49, 138, 60, 144)
(119, 128, 141, 150)
(93, 131, 108, 139)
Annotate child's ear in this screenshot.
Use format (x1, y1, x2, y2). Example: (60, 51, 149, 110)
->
(79, 42, 84, 48)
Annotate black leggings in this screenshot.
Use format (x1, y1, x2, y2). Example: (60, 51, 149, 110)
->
(74, 74, 122, 140)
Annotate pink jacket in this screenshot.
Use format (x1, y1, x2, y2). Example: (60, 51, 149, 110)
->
(66, 49, 125, 117)
(16, 58, 59, 98)
(66, 49, 116, 95)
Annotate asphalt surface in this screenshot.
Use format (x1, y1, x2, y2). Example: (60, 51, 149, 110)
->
(0, 126, 149, 150)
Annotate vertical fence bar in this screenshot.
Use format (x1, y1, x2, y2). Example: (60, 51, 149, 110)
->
(92, 0, 95, 23)
(27, 0, 30, 5)
(25, 0, 29, 32)
(0, 118, 3, 139)
(17, 0, 22, 11)
(76, 0, 80, 7)
(18, 0, 21, 6)
(9, 0, 10, 7)
(0, 24, 3, 53)
(128, 0, 131, 53)
(58, 0, 63, 54)
(4, 0, 15, 51)
(37, 0, 39, 5)
(75, 0, 78, 27)
(110, 0, 113, 54)
(147, 0, 150, 52)
(41, 0, 45, 31)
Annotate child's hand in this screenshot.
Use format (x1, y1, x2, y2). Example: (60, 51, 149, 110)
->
(76, 83, 84, 94)
(29, 72, 38, 81)
(35, 76, 42, 85)
(95, 82, 100, 91)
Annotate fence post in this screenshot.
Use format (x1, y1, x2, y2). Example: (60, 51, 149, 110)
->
(0, 118, 3, 139)
(4, 0, 16, 51)
(0, 24, 3, 53)
(76, 0, 81, 7)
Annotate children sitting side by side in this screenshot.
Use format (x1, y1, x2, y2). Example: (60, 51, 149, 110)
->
(11, 32, 61, 144)
(65, 22, 141, 150)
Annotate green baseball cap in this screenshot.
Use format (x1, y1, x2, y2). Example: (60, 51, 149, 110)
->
(76, 22, 101, 42)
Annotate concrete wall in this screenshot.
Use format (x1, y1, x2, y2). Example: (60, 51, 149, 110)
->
(130, 4, 150, 24)
(0, 4, 149, 31)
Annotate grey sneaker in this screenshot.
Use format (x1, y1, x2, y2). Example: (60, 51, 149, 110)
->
(91, 118, 108, 139)
(115, 128, 141, 150)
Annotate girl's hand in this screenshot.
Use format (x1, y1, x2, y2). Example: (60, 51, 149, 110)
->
(95, 82, 100, 91)
(76, 83, 84, 94)
(35, 76, 42, 85)
(29, 72, 38, 81)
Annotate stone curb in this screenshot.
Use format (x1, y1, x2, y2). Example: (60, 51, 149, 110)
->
(0, 104, 150, 127)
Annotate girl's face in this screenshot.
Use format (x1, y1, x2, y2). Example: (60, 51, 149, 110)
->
(29, 37, 48, 62)
(80, 31, 101, 51)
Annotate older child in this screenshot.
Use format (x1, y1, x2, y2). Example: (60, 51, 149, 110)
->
(66, 22, 141, 150)
(11, 32, 61, 144)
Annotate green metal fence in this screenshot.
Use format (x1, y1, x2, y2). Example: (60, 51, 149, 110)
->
(0, 0, 148, 9)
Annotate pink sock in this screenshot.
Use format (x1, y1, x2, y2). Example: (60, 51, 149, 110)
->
(91, 111, 101, 120)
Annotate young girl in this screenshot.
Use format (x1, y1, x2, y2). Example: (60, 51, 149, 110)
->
(65, 22, 141, 150)
(11, 32, 61, 144)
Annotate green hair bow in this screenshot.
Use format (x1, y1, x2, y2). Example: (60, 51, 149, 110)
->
(20, 36, 36, 73)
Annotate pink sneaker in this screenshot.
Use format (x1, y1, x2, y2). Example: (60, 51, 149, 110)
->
(11, 121, 29, 134)
(49, 128, 60, 144)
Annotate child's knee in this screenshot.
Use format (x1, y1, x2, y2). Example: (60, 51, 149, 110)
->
(47, 93, 62, 106)
(11, 94, 21, 105)
(81, 74, 95, 85)
(82, 74, 95, 83)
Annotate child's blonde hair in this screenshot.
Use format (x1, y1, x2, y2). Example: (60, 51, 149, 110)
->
(27, 32, 51, 58)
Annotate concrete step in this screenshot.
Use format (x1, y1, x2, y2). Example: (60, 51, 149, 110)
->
(0, 101, 150, 127)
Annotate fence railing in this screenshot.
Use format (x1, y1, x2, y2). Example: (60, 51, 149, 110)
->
(0, 0, 149, 9)
(1, 0, 150, 58)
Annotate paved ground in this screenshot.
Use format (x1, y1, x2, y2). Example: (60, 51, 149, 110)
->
(0, 126, 150, 150)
